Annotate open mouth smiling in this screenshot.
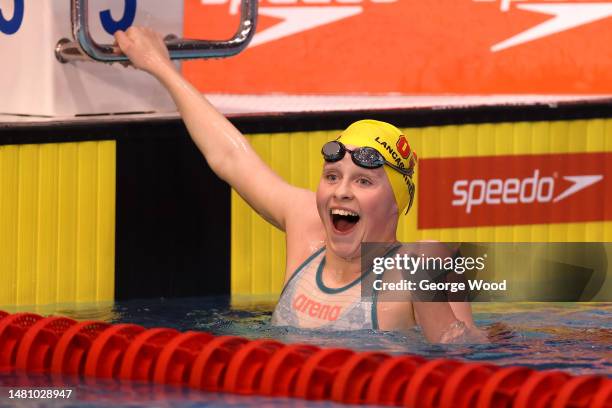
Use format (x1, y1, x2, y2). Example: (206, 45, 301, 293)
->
(330, 208, 360, 234)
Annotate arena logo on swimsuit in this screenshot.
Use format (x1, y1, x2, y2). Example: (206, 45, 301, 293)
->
(0, 0, 136, 36)
(418, 152, 612, 229)
(292, 294, 341, 321)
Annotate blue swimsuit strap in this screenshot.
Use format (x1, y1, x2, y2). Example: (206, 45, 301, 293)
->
(278, 246, 326, 298)
(315, 256, 366, 294)
(371, 244, 403, 330)
(316, 244, 404, 295)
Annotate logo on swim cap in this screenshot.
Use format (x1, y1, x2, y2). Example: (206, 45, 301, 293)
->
(396, 135, 411, 159)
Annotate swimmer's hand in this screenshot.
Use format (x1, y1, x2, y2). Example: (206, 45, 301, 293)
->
(439, 320, 489, 344)
(114, 27, 175, 77)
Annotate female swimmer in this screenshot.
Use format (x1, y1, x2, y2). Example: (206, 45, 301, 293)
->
(114, 27, 485, 343)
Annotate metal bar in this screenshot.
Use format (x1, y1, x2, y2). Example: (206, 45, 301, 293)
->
(56, 0, 257, 63)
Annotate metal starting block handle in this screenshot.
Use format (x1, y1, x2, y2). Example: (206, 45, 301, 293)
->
(55, 0, 257, 63)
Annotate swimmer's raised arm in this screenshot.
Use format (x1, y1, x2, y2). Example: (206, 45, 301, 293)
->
(114, 27, 307, 230)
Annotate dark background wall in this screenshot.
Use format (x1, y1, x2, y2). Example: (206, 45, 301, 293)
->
(0, 118, 230, 300)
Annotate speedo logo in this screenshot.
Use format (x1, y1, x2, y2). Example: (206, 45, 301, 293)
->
(201, 0, 396, 48)
(475, 0, 612, 52)
(452, 170, 603, 214)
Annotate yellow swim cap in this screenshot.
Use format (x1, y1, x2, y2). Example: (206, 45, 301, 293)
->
(338, 119, 417, 214)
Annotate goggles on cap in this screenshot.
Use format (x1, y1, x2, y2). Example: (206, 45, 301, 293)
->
(321, 141, 413, 177)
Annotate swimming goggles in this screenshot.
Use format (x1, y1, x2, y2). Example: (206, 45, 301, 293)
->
(321, 141, 413, 177)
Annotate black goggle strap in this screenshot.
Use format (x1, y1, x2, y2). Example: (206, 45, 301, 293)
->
(385, 161, 414, 177)
(405, 181, 416, 215)
(325, 140, 414, 177)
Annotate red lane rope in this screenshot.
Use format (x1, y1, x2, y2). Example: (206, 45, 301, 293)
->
(0, 313, 42, 371)
(153, 331, 214, 385)
(51, 321, 111, 376)
(0, 311, 609, 407)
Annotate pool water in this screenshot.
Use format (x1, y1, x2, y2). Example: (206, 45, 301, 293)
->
(1, 297, 610, 407)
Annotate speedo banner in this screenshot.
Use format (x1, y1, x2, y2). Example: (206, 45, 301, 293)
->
(183, 0, 612, 94)
(418, 152, 612, 229)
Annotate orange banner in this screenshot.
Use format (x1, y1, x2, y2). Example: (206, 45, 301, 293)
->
(183, 0, 612, 94)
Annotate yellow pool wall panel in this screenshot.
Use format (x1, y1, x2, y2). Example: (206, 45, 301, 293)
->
(231, 119, 612, 296)
(0, 141, 116, 306)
